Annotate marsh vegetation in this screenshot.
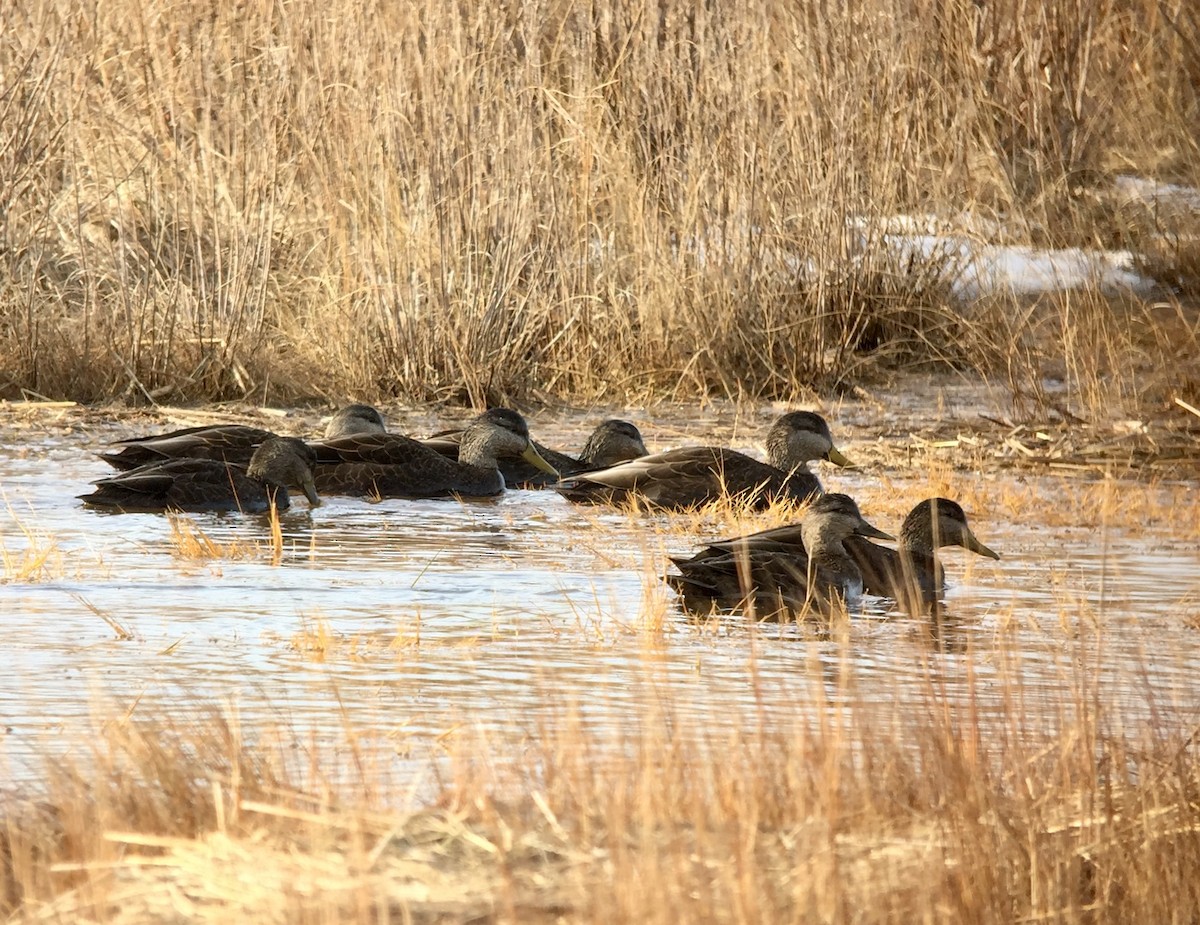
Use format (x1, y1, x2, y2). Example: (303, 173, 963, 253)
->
(2, 0, 1199, 412)
(3, 0, 1200, 920)
(3, 400, 1200, 922)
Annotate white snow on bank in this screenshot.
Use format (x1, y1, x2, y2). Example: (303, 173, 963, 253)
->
(881, 232, 1153, 298)
(1113, 175, 1200, 213)
(655, 175, 1196, 300)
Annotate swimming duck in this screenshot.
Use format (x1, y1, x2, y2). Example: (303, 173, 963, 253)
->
(98, 404, 386, 470)
(843, 498, 1000, 612)
(556, 411, 849, 510)
(310, 408, 558, 498)
(424, 419, 649, 488)
(673, 496, 1000, 615)
(80, 437, 320, 513)
(666, 493, 892, 618)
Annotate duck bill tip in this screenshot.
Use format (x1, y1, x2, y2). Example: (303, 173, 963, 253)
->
(960, 528, 999, 559)
(302, 478, 322, 507)
(523, 445, 559, 478)
(825, 447, 853, 468)
(856, 523, 894, 541)
(971, 540, 1000, 559)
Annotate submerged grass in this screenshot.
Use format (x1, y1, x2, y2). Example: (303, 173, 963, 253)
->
(2, 0, 1199, 413)
(3, 638, 1200, 923)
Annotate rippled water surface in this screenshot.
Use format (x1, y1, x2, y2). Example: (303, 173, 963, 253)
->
(2, 404, 1198, 778)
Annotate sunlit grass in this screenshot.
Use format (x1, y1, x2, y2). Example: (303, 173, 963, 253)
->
(4, 633, 1200, 923)
(2, 508, 118, 586)
(0, 526, 62, 583)
(281, 615, 424, 663)
(166, 508, 292, 564)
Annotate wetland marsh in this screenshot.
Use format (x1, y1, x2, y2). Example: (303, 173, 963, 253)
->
(1, 391, 1199, 922)
(3, 394, 1197, 768)
(4, 0, 1200, 914)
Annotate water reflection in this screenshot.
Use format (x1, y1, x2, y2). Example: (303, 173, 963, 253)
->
(1, 413, 1199, 779)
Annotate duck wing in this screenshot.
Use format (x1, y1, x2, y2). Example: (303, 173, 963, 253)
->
(309, 432, 435, 466)
(311, 434, 503, 498)
(80, 458, 274, 513)
(558, 447, 785, 510)
(99, 425, 275, 470)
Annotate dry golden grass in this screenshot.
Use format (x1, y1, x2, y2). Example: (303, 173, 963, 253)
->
(2, 0, 1199, 412)
(166, 514, 261, 562)
(166, 506, 288, 564)
(0, 520, 62, 584)
(4, 640, 1200, 924)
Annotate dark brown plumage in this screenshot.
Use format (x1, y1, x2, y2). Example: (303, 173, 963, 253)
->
(665, 493, 892, 619)
(98, 424, 277, 471)
(310, 408, 558, 498)
(80, 437, 320, 513)
(556, 411, 849, 510)
(97, 404, 386, 471)
(424, 419, 648, 488)
(323, 404, 387, 438)
(670, 497, 1001, 616)
(844, 498, 1000, 613)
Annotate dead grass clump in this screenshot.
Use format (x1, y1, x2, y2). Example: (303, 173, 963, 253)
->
(5, 645, 1200, 923)
(166, 506, 289, 564)
(0, 530, 61, 584)
(166, 515, 260, 562)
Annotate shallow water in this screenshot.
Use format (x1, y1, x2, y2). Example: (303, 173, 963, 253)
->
(2, 405, 1198, 781)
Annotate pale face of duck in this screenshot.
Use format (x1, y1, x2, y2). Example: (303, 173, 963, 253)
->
(459, 409, 559, 477)
(767, 411, 852, 471)
(248, 437, 321, 505)
(798, 494, 891, 609)
(804, 493, 894, 546)
(325, 404, 387, 439)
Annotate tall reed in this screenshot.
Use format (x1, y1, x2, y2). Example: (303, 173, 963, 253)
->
(2, 0, 1198, 409)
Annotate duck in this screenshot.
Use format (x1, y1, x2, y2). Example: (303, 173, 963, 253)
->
(80, 437, 320, 513)
(323, 404, 388, 438)
(665, 493, 893, 618)
(843, 498, 1000, 612)
(555, 411, 850, 510)
(423, 419, 649, 488)
(673, 496, 1000, 615)
(309, 408, 558, 498)
(97, 403, 386, 470)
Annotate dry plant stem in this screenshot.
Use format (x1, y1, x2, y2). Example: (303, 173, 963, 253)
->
(3, 642, 1200, 923)
(1, 0, 1198, 411)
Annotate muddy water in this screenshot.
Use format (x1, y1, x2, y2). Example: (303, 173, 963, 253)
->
(1, 405, 1199, 780)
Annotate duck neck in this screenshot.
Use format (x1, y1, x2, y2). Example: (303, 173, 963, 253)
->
(458, 431, 501, 471)
(766, 439, 812, 474)
(900, 515, 939, 555)
(802, 519, 862, 602)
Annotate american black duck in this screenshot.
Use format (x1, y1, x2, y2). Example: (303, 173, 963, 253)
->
(98, 423, 277, 471)
(424, 418, 648, 488)
(80, 437, 320, 513)
(843, 497, 1000, 612)
(672, 496, 1000, 615)
(310, 408, 558, 498)
(556, 411, 849, 510)
(98, 404, 386, 470)
(323, 404, 387, 438)
(666, 493, 893, 618)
